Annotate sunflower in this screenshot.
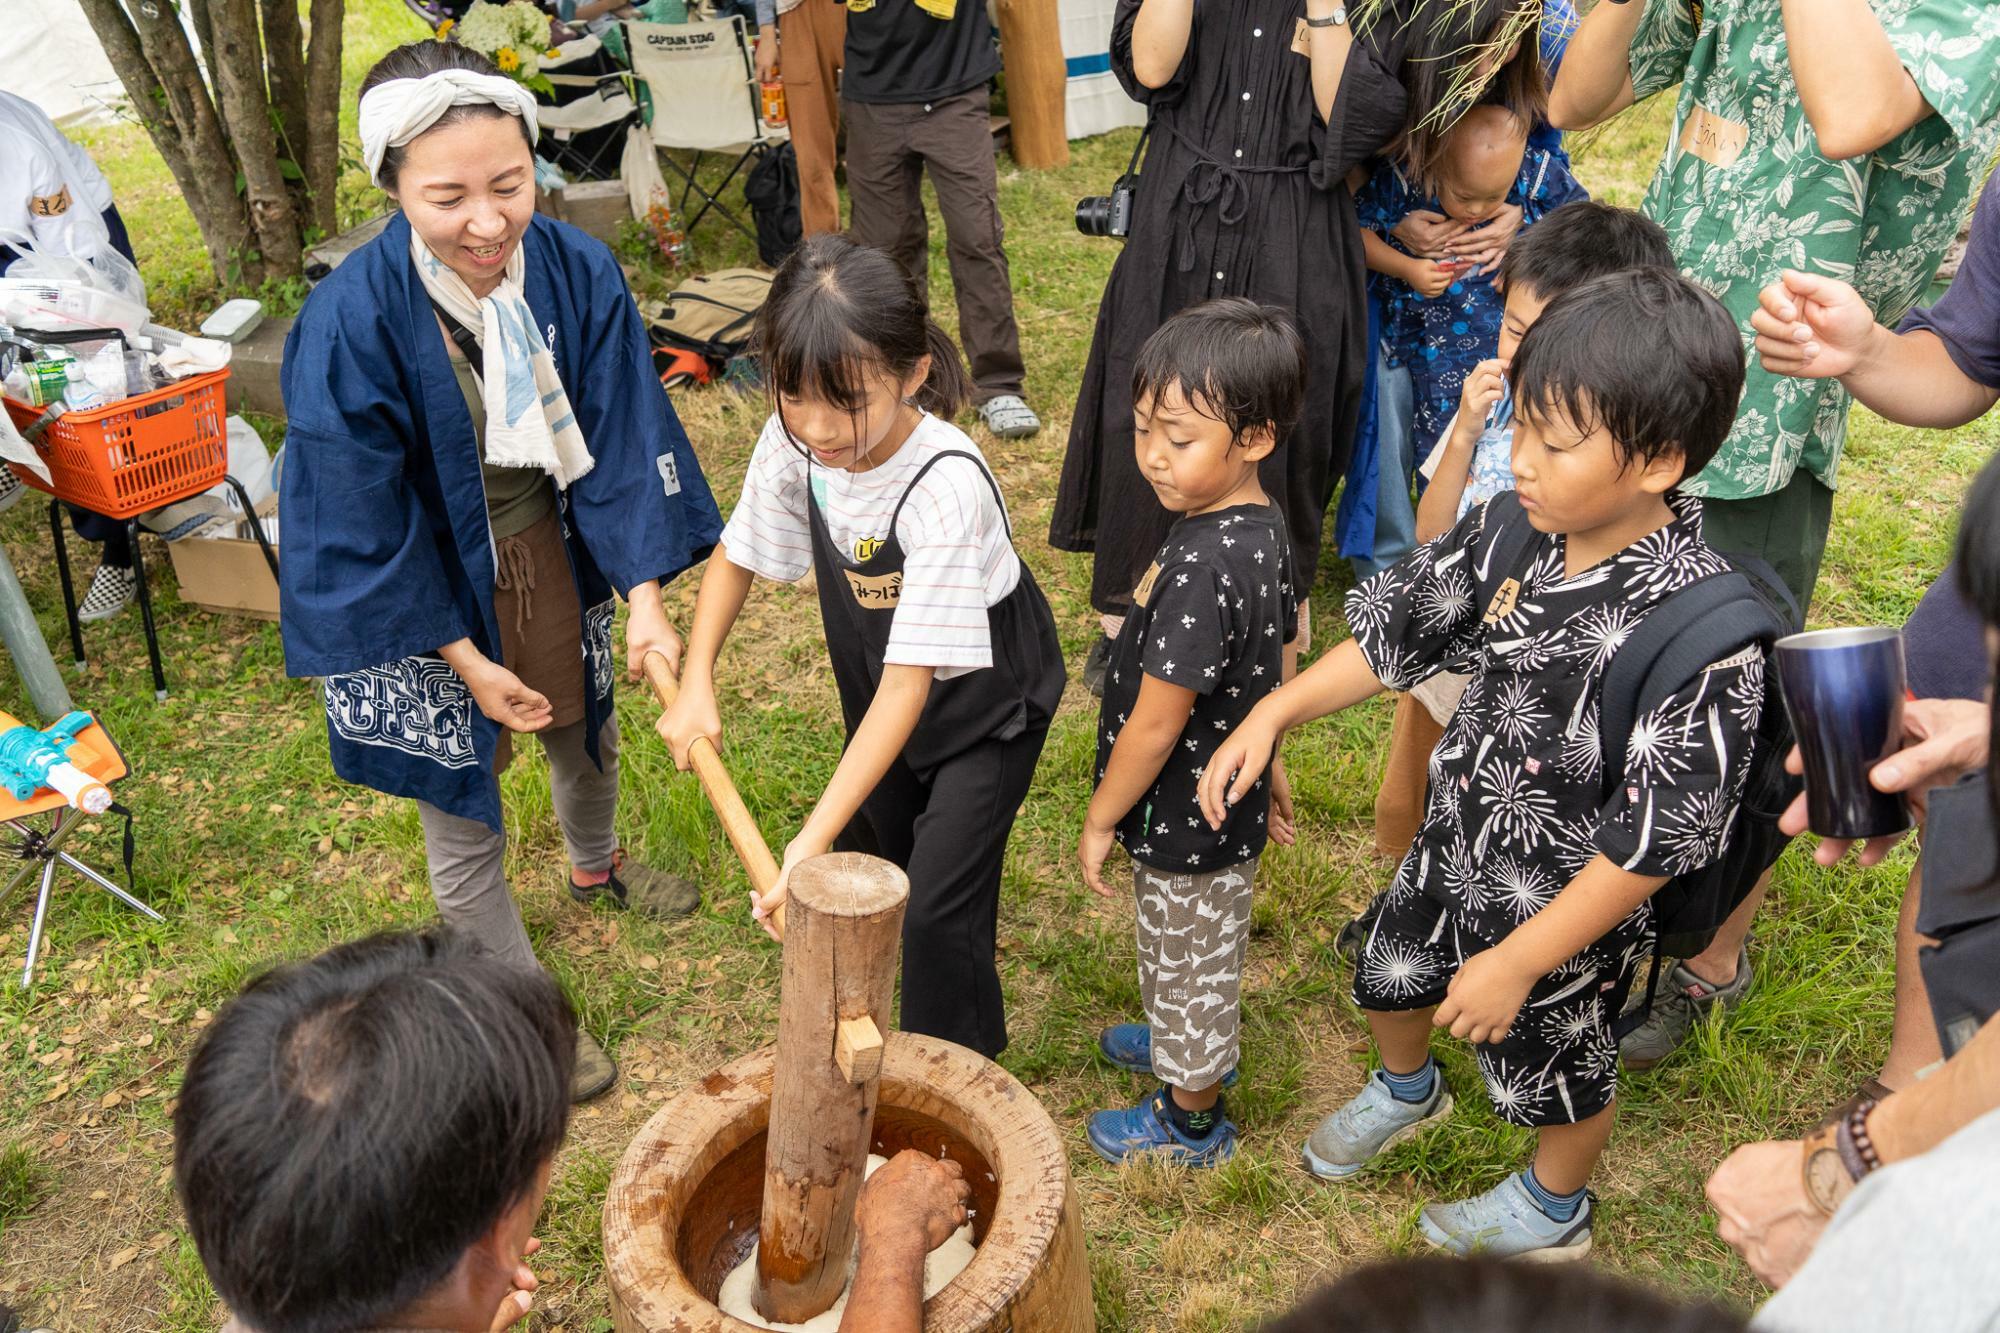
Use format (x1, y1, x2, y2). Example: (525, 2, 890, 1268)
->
(495, 46, 520, 72)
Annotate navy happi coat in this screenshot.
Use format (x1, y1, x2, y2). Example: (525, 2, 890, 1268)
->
(278, 211, 721, 830)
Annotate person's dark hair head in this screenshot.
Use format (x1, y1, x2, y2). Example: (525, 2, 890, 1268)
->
(1389, 0, 1548, 194)
(174, 930, 576, 1333)
(756, 233, 973, 426)
(1262, 1256, 1749, 1333)
(1131, 297, 1307, 442)
(1510, 267, 1745, 479)
(1499, 201, 1676, 299)
(1954, 450, 2000, 818)
(358, 42, 535, 192)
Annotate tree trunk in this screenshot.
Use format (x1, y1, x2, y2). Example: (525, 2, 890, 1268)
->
(303, 0, 347, 239)
(260, 0, 312, 181)
(72, 0, 252, 281)
(211, 0, 303, 277)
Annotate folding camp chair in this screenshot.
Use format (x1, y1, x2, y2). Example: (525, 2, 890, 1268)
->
(621, 15, 789, 247)
(539, 39, 641, 183)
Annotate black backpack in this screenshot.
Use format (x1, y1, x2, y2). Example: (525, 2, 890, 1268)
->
(1473, 491, 1803, 1031)
(742, 142, 803, 269)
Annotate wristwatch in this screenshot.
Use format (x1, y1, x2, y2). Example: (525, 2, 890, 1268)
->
(1305, 7, 1348, 26)
(1800, 1123, 1858, 1215)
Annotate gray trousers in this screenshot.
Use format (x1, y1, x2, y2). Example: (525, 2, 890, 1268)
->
(1135, 857, 1256, 1092)
(415, 714, 621, 971)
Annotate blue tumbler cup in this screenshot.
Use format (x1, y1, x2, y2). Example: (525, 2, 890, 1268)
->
(1774, 626, 1912, 841)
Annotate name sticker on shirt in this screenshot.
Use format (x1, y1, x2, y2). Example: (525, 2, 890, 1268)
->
(657, 453, 682, 496)
(28, 186, 72, 218)
(1680, 105, 1748, 169)
(846, 568, 902, 607)
(1291, 18, 1312, 55)
(1483, 577, 1521, 625)
(1131, 561, 1164, 609)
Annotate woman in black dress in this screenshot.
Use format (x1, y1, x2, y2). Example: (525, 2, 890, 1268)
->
(1050, 0, 1547, 688)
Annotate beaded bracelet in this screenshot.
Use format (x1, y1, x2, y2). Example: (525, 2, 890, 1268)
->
(1836, 1097, 1882, 1182)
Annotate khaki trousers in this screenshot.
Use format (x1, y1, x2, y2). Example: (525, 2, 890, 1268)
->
(777, 0, 847, 236)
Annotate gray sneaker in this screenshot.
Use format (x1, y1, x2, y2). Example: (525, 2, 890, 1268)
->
(978, 393, 1042, 439)
(1619, 945, 1752, 1070)
(1419, 1172, 1593, 1261)
(1301, 1069, 1453, 1179)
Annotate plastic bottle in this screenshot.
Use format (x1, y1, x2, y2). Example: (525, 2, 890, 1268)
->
(761, 69, 788, 127)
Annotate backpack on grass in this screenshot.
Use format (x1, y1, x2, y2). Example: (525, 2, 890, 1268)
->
(1472, 491, 1802, 1033)
(642, 268, 772, 390)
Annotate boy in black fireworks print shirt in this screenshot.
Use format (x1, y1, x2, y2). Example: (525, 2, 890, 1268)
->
(1201, 270, 1763, 1258)
(1079, 300, 1304, 1167)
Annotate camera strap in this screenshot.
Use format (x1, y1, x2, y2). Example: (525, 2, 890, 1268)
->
(1125, 118, 1153, 179)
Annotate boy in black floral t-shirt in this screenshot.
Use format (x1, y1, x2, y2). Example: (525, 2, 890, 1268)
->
(1201, 270, 1762, 1257)
(1079, 299, 1304, 1167)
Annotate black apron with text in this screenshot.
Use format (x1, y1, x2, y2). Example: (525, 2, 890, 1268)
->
(807, 451, 1064, 771)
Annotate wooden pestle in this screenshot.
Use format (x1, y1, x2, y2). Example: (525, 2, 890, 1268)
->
(754, 853, 910, 1324)
(642, 651, 787, 939)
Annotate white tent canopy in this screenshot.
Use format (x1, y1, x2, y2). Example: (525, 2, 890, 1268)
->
(1, 1, 129, 130)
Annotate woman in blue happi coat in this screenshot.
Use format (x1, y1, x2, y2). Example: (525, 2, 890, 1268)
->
(278, 42, 722, 1100)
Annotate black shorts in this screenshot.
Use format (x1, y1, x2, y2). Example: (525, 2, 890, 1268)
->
(1351, 887, 1650, 1128)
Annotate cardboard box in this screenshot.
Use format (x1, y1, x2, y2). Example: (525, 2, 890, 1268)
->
(166, 500, 280, 622)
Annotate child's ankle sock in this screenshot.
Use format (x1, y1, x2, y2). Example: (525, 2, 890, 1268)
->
(1519, 1167, 1586, 1223)
(1161, 1090, 1221, 1139)
(1376, 1058, 1438, 1105)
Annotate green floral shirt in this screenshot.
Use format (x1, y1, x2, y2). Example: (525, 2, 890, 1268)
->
(1628, 0, 2000, 499)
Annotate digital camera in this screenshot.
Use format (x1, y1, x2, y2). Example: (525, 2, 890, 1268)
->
(1076, 174, 1139, 239)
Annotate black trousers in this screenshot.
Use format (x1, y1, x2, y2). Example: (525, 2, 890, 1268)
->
(834, 724, 1045, 1058)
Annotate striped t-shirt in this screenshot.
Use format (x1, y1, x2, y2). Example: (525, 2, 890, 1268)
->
(721, 413, 1021, 679)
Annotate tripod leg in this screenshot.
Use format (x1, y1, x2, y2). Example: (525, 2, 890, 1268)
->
(56, 851, 162, 921)
(20, 858, 56, 988)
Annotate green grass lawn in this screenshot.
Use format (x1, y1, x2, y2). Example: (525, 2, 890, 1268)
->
(0, 5, 1993, 1330)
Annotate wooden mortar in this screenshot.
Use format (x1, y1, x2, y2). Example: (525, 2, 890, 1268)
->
(602, 1033, 1094, 1332)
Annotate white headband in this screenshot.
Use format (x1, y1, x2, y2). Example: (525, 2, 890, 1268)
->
(358, 69, 542, 187)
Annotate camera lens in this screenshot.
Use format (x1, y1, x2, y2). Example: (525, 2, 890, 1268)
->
(1076, 196, 1111, 237)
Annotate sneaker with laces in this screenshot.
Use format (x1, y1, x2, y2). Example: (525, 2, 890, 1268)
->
(77, 563, 136, 623)
(1086, 1086, 1238, 1166)
(1302, 1068, 1453, 1179)
(1618, 945, 1752, 1070)
(1418, 1172, 1594, 1261)
(1096, 1023, 1239, 1087)
(978, 394, 1041, 439)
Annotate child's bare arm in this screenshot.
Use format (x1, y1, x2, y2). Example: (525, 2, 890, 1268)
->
(1435, 855, 1668, 1045)
(657, 551, 755, 769)
(1081, 674, 1198, 895)
(755, 664, 935, 931)
(1416, 359, 1508, 542)
(1362, 229, 1408, 278)
(1414, 421, 1477, 544)
(1198, 638, 1386, 827)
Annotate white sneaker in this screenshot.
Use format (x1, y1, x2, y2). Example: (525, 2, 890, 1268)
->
(77, 563, 137, 622)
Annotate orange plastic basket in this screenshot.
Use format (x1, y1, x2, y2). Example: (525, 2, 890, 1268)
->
(2, 368, 230, 520)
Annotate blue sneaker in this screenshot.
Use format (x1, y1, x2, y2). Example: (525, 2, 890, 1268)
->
(1086, 1087, 1238, 1167)
(1096, 1024, 1239, 1088)
(1419, 1172, 1593, 1261)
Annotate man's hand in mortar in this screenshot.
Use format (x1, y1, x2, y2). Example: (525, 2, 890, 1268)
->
(841, 1152, 972, 1333)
